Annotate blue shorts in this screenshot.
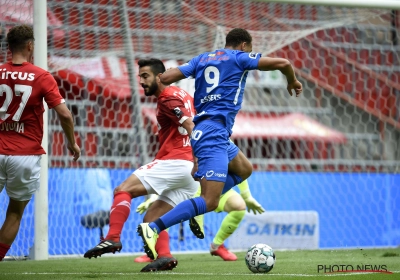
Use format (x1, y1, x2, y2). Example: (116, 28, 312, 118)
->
(191, 120, 239, 182)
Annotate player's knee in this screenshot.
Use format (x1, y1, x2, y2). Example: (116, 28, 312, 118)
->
(8, 199, 30, 217)
(226, 195, 246, 212)
(242, 163, 253, 180)
(113, 183, 144, 198)
(205, 197, 220, 212)
(113, 186, 124, 195)
(113, 186, 133, 197)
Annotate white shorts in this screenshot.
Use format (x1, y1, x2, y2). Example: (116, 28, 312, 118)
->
(0, 155, 41, 201)
(134, 159, 200, 207)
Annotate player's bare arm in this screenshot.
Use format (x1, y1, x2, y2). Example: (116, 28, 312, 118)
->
(181, 116, 195, 137)
(257, 57, 303, 97)
(160, 67, 186, 84)
(53, 103, 81, 161)
(181, 117, 198, 176)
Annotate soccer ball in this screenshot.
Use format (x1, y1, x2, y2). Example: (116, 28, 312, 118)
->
(245, 243, 276, 273)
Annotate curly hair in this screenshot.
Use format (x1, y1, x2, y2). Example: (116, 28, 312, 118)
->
(225, 28, 252, 48)
(6, 24, 34, 53)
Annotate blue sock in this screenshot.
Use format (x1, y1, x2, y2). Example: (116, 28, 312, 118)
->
(221, 172, 243, 194)
(149, 197, 207, 234)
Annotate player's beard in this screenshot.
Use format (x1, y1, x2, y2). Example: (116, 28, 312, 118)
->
(143, 80, 158, 96)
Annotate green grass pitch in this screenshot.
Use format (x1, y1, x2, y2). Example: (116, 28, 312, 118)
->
(0, 248, 399, 280)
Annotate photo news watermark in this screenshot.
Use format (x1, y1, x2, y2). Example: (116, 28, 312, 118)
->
(317, 264, 393, 274)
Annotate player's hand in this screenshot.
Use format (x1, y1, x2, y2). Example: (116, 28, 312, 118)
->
(287, 80, 303, 97)
(136, 197, 155, 215)
(191, 161, 199, 181)
(244, 196, 265, 215)
(241, 190, 265, 215)
(67, 143, 81, 161)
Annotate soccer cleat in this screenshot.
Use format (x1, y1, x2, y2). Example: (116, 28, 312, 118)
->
(210, 244, 237, 261)
(134, 254, 152, 263)
(140, 257, 178, 272)
(84, 240, 122, 259)
(137, 223, 159, 260)
(189, 215, 204, 239)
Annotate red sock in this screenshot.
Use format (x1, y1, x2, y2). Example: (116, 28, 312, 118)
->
(0, 242, 10, 261)
(156, 230, 173, 258)
(105, 191, 132, 242)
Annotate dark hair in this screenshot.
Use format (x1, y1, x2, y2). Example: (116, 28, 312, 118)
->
(225, 28, 252, 47)
(138, 58, 166, 75)
(6, 24, 34, 53)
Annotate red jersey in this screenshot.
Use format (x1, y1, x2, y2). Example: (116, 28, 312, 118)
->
(0, 62, 65, 155)
(155, 85, 195, 161)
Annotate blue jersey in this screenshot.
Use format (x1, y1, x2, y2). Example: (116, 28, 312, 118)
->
(178, 49, 261, 135)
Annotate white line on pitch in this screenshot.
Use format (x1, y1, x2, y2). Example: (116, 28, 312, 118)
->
(0, 271, 398, 277)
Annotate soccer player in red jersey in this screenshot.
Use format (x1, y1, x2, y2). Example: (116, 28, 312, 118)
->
(0, 25, 81, 261)
(84, 58, 198, 272)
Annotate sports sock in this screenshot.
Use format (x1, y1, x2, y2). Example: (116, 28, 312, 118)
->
(210, 242, 219, 250)
(213, 210, 245, 245)
(222, 173, 243, 194)
(149, 197, 207, 233)
(105, 191, 132, 242)
(155, 230, 173, 258)
(0, 242, 10, 261)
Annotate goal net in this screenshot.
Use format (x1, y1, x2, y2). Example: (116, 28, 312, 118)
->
(0, 0, 399, 258)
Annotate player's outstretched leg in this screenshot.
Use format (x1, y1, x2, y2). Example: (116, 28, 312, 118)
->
(84, 191, 132, 259)
(189, 215, 204, 239)
(84, 240, 122, 259)
(140, 257, 178, 272)
(137, 223, 159, 260)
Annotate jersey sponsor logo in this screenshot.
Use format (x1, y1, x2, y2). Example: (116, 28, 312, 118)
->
(208, 53, 216, 57)
(214, 172, 227, 178)
(173, 107, 183, 118)
(0, 122, 24, 133)
(200, 94, 221, 103)
(249, 52, 259, 59)
(205, 170, 226, 178)
(200, 56, 229, 63)
(0, 69, 35, 81)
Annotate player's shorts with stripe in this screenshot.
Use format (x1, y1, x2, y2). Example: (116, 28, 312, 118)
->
(134, 159, 199, 207)
(0, 155, 41, 201)
(191, 119, 239, 182)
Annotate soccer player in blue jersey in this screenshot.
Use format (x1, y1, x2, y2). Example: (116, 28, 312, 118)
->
(135, 178, 264, 265)
(137, 28, 303, 260)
